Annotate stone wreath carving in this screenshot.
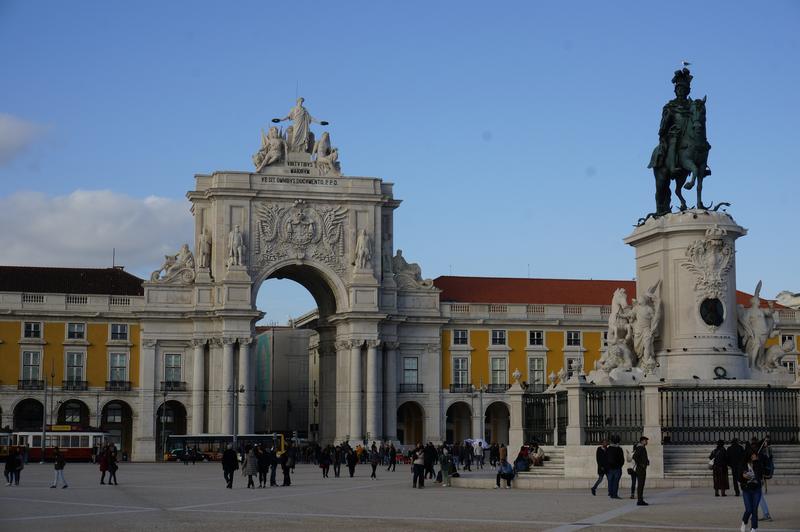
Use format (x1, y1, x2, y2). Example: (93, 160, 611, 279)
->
(254, 199, 348, 273)
(682, 224, 733, 301)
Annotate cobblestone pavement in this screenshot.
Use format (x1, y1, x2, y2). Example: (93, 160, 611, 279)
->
(0, 462, 798, 531)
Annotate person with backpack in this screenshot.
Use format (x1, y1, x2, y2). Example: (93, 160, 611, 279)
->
(710, 440, 729, 496)
(495, 458, 514, 489)
(50, 447, 68, 489)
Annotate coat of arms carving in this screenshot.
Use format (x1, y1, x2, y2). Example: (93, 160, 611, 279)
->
(254, 199, 348, 273)
(682, 224, 733, 301)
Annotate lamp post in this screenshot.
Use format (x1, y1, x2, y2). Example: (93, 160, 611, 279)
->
(230, 384, 245, 450)
(160, 391, 167, 462)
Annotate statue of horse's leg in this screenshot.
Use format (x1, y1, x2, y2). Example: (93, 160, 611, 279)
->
(696, 173, 707, 210)
(674, 172, 688, 211)
(654, 167, 671, 215)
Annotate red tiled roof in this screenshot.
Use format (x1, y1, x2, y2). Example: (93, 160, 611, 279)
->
(0, 266, 144, 296)
(434, 276, 777, 308)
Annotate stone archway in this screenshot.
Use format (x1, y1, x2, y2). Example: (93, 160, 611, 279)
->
(102, 400, 133, 456)
(57, 399, 90, 428)
(156, 400, 187, 459)
(485, 401, 510, 445)
(446, 401, 472, 444)
(397, 401, 424, 445)
(13, 398, 43, 431)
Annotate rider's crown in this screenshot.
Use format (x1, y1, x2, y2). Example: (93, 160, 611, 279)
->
(671, 68, 693, 88)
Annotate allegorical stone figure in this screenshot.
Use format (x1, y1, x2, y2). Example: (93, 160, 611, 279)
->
(737, 281, 778, 370)
(198, 228, 212, 269)
(151, 243, 195, 283)
(353, 229, 372, 269)
(275, 97, 326, 153)
(227, 225, 246, 267)
(630, 281, 662, 372)
(253, 126, 288, 171)
(648, 67, 712, 214)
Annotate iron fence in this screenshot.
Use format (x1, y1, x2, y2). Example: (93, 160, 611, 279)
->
(584, 387, 643, 445)
(523, 391, 568, 446)
(660, 386, 800, 445)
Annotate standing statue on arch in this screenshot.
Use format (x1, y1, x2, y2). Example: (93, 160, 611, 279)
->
(273, 97, 328, 154)
(648, 67, 712, 214)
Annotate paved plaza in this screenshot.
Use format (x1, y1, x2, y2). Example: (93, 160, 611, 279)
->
(0, 463, 798, 531)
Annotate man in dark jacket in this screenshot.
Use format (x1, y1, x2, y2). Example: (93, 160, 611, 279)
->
(591, 439, 609, 496)
(221, 444, 238, 489)
(606, 435, 625, 499)
(51, 447, 68, 489)
(423, 442, 437, 479)
(726, 438, 744, 496)
(633, 436, 650, 506)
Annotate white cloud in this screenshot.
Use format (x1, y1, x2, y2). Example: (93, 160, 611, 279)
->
(0, 190, 194, 278)
(0, 113, 47, 166)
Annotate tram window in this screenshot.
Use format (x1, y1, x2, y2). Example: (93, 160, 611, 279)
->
(81, 436, 89, 447)
(47, 436, 57, 447)
(71, 436, 80, 447)
(32, 436, 41, 447)
(61, 436, 70, 448)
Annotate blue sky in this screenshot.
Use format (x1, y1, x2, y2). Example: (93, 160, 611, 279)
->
(1, 1, 798, 322)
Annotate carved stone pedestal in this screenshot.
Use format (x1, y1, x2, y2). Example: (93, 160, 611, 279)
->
(625, 210, 748, 381)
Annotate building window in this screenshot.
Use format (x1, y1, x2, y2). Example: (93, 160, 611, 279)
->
(66, 352, 84, 382)
(453, 329, 468, 345)
(529, 357, 546, 391)
(491, 329, 506, 346)
(781, 334, 795, 348)
(109, 353, 128, 382)
(490, 357, 507, 385)
(22, 351, 41, 380)
(110, 323, 128, 341)
(566, 356, 581, 379)
(106, 403, 122, 423)
(529, 330, 544, 346)
(566, 330, 581, 347)
(602, 331, 609, 347)
(63, 401, 81, 423)
(453, 357, 469, 386)
(23, 322, 41, 339)
(403, 357, 418, 384)
(783, 359, 796, 374)
(67, 323, 85, 340)
(164, 353, 182, 382)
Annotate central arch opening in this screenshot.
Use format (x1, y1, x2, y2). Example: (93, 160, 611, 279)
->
(253, 263, 341, 444)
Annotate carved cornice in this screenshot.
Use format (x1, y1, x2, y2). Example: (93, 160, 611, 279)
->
(424, 343, 439, 354)
(365, 339, 382, 349)
(238, 337, 254, 346)
(221, 337, 237, 346)
(383, 341, 400, 351)
(191, 338, 208, 348)
(335, 340, 351, 352)
(142, 339, 157, 349)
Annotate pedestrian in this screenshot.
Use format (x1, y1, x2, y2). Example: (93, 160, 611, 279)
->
(632, 436, 649, 506)
(606, 435, 624, 499)
(333, 445, 342, 478)
(387, 443, 397, 472)
(221, 443, 238, 489)
(268, 446, 278, 486)
(754, 437, 774, 522)
(626, 442, 638, 499)
(4, 447, 18, 486)
(280, 449, 292, 486)
(320, 446, 331, 478)
(346, 447, 357, 478)
(99, 447, 109, 484)
(257, 446, 269, 488)
(190, 446, 197, 465)
(242, 446, 257, 488)
(591, 439, 609, 496)
(495, 458, 514, 489)
(369, 446, 379, 479)
(739, 448, 764, 532)
(727, 438, 744, 497)
(411, 444, 425, 489)
(107, 448, 119, 485)
(440, 447, 453, 487)
(473, 440, 484, 469)
(50, 447, 68, 489)
(490, 443, 499, 467)
(710, 439, 729, 496)
(424, 442, 436, 479)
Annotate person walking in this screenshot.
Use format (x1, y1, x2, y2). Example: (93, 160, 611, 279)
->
(739, 449, 764, 532)
(320, 446, 331, 478)
(222, 444, 238, 489)
(369, 446, 379, 479)
(279, 449, 292, 486)
(727, 438, 745, 497)
(387, 443, 397, 472)
(4, 447, 19, 486)
(626, 442, 638, 499)
(268, 446, 279, 486)
(591, 439, 610, 496)
(632, 436, 649, 506)
(346, 447, 357, 478)
(489, 443, 499, 467)
(424, 442, 436, 479)
(257, 446, 269, 488)
(99, 447, 109, 485)
(710, 440, 729, 496)
(755, 436, 774, 522)
(411, 444, 425, 489)
(440, 447, 453, 487)
(107, 448, 119, 486)
(606, 435, 624, 499)
(242, 446, 258, 488)
(50, 447, 68, 489)
(495, 458, 514, 489)
(333, 445, 342, 478)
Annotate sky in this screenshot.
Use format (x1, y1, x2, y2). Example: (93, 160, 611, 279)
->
(1, 1, 798, 323)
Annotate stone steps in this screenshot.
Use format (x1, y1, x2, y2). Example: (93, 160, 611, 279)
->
(517, 447, 565, 478)
(664, 445, 800, 478)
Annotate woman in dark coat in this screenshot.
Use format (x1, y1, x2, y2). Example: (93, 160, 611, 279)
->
(709, 439, 729, 496)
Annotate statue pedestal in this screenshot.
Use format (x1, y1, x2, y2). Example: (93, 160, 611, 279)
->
(625, 210, 748, 381)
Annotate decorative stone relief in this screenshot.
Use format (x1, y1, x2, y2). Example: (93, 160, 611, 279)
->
(383, 341, 400, 351)
(352, 229, 373, 270)
(763, 338, 793, 373)
(682, 224, 733, 303)
(150, 244, 196, 284)
(191, 338, 207, 348)
(253, 126, 288, 171)
(365, 339, 381, 349)
(312, 131, 341, 176)
(142, 339, 157, 349)
(392, 249, 434, 289)
(227, 225, 247, 268)
(557, 367, 567, 384)
(254, 199, 348, 273)
(631, 280, 661, 371)
(597, 282, 661, 374)
(737, 281, 779, 370)
(512, 368, 522, 385)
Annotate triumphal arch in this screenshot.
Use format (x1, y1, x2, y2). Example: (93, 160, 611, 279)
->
(134, 98, 442, 459)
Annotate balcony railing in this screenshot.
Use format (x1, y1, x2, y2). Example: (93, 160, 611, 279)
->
(486, 384, 510, 393)
(449, 384, 472, 393)
(106, 380, 132, 391)
(399, 383, 424, 393)
(62, 380, 88, 391)
(160, 381, 187, 392)
(18, 379, 44, 390)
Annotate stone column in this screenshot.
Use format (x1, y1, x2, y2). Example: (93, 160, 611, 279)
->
(349, 340, 364, 443)
(335, 340, 351, 442)
(222, 338, 235, 435)
(191, 339, 206, 435)
(365, 340, 382, 441)
(507, 380, 525, 454)
(133, 339, 157, 461)
(641, 377, 664, 478)
(238, 337, 253, 434)
(383, 342, 399, 441)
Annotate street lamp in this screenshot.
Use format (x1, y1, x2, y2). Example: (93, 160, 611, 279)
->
(160, 391, 168, 461)
(230, 384, 245, 449)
